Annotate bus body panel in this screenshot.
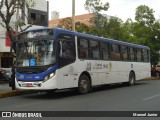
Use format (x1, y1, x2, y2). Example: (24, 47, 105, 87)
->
(15, 60, 150, 90)
(14, 28, 151, 91)
(15, 74, 58, 90)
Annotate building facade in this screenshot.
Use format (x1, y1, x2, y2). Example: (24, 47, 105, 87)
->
(49, 13, 94, 28)
(49, 13, 122, 29)
(0, 0, 49, 69)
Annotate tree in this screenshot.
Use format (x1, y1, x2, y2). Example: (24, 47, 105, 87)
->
(57, 17, 72, 30)
(105, 18, 123, 40)
(84, 0, 109, 29)
(135, 5, 155, 27)
(84, 0, 109, 13)
(0, 0, 35, 42)
(134, 5, 160, 64)
(120, 18, 135, 42)
(57, 17, 90, 33)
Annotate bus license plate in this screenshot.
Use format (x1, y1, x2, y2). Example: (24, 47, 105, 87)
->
(25, 83, 33, 87)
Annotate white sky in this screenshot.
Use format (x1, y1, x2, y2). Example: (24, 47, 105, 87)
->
(48, 0, 160, 22)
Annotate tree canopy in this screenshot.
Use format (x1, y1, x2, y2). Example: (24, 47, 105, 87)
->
(55, 1, 160, 64)
(84, 2, 160, 64)
(0, 0, 35, 42)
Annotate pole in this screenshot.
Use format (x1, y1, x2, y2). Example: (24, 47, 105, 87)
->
(72, 0, 75, 31)
(15, 0, 19, 35)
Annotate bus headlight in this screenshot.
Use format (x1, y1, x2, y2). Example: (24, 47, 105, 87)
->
(44, 72, 55, 81)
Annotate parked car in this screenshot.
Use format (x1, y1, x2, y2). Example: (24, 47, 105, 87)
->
(0, 69, 11, 81)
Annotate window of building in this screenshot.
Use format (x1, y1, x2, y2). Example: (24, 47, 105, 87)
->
(31, 13, 36, 21)
(1, 57, 13, 68)
(41, 15, 46, 23)
(28, 9, 48, 26)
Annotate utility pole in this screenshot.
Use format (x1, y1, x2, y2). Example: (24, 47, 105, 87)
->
(15, 0, 19, 35)
(72, 0, 75, 31)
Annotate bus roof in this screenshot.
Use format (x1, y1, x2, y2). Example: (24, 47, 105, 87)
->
(54, 28, 150, 50)
(20, 28, 150, 50)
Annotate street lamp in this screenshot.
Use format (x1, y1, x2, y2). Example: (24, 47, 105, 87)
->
(72, 0, 75, 31)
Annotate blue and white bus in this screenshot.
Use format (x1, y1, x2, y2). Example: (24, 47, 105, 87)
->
(13, 28, 150, 94)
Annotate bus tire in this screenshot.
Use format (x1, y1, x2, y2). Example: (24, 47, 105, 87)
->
(128, 72, 135, 86)
(78, 75, 91, 94)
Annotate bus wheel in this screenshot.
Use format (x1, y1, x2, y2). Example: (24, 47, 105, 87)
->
(78, 75, 90, 94)
(128, 72, 135, 86)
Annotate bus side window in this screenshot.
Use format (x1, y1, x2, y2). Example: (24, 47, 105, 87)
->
(137, 48, 142, 62)
(110, 44, 121, 60)
(121, 45, 128, 61)
(143, 49, 149, 62)
(100, 42, 110, 60)
(62, 41, 75, 59)
(78, 38, 89, 59)
(89, 40, 100, 59)
(129, 47, 136, 61)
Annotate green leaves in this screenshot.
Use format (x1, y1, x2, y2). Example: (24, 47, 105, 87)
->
(84, 0, 109, 13)
(135, 5, 155, 27)
(84, 1, 160, 64)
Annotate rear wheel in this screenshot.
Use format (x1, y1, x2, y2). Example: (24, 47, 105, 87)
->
(78, 75, 91, 94)
(128, 72, 135, 86)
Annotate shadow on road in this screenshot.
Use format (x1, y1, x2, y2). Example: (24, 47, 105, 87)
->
(22, 80, 148, 99)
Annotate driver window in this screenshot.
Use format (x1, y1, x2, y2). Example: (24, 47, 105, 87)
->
(58, 34, 76, 68)
(62, 41, 75, 59)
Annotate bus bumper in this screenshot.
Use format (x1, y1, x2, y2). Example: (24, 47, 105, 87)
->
(15, 77, 58, 90)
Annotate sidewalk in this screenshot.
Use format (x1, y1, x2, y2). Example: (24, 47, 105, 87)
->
(0, 81, 11, 93)
(0, 81, 36, 98)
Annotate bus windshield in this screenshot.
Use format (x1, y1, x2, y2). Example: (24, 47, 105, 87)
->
(16, 37, 55, 67)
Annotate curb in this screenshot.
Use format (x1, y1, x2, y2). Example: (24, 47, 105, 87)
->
(143, 77, 160, 80)
(0, 90, 36, 98)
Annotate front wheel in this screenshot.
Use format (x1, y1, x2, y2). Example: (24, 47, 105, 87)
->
(128, 72, 136, 86)
(78, 75, 91, 94)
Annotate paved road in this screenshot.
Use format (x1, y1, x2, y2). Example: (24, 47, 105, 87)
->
(0, 80, 160, 120)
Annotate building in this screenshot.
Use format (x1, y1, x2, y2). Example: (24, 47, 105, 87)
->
(49, 13, 94, 28)
(49, 13, 122, 29)
(0, 0, 49, 69)
(51, 11, 60, 20)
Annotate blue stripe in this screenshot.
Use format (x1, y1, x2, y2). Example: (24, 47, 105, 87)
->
(54, 28, 150, 50)
(16, 65, 58, 81)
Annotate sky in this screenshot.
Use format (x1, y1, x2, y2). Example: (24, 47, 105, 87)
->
(48, 0, 160, 22)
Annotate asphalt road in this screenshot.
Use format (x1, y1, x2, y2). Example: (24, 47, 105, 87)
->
(0, 80, 160, 120)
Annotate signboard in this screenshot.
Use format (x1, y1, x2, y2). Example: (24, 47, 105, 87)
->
(19, 29, 53, 39)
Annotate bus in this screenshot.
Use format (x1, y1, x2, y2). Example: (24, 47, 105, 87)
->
(12, 28, 150, 94)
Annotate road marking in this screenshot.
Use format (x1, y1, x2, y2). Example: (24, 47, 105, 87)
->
(143, 93, 160, 101)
